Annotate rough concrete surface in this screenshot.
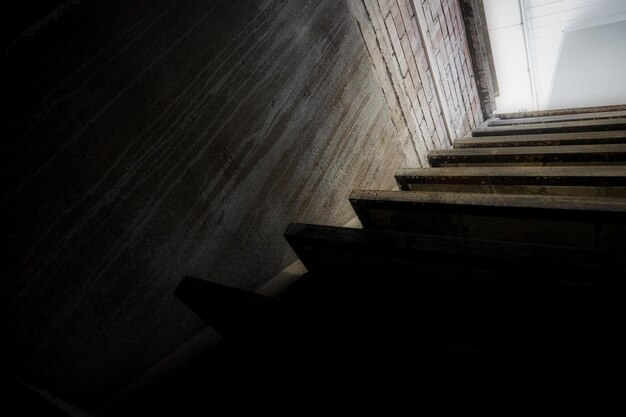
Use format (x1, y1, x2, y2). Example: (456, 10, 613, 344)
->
(0, 0, 409, 406)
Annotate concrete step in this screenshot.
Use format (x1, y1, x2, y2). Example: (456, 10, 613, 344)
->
(395, 166, 626, 197)
(284, 223, 625, 284)
(283, 224, 621, 382)
(454, 130, 626, 148)
(174, 276, 508, 413)
(428, 144, 626, 167)
(494, 105, 626, 121)
(472, 117, 626, 136)
(494, 104, 626, 120)
(487, 110, 626, 126)
(349, 190, 626, 249)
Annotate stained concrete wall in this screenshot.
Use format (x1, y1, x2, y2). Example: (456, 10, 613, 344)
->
(0, 0, 409, 407)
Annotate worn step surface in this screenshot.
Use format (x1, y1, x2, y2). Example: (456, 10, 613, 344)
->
(428, 144, 626, 167)
(349, 190, 626, 249)
(494, 104, 626, 120)
(487, 110, 626, 126)
(472, 117, 626, 136)
(395, 166, 626, 197)
(454, 130, 626, 148)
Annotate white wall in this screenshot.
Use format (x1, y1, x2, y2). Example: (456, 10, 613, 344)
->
(484, 0, 534, 113)
(484, 0, 626, 113)
(548, 20, 626, 109)
(525, 0, 626, 109)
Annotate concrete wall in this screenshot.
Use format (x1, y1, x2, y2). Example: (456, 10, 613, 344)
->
(0, 0, 409, 406)
(548, 20, 626, 109)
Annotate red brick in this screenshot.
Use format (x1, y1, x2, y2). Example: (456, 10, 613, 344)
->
(406, 55, 420, 90)
(391, 2, 406, 38)
(385, 13, 409, 76)
(408, 0, 416, 17)
(422, 69, 434, 99)
(428, 1, 441, 22)
(400, 34, 417, 77)
(410, 105, 424, 130)
(410, 67, 422, 91)
(404, 68, 418, 99)
(415, 48, 429, 72)
(424, 107, 436, 132)
(419, 2, 434, 27)
(408, 17, 422, 55)
(378, 0, 391, 17)
(398, 0, 414, 31)
(443, 3, 455, 37)
(433, 109, 447, 137)
(416, 85, 427, 107)
(432, 23, 444, 53)
(418, 119, 435, 149)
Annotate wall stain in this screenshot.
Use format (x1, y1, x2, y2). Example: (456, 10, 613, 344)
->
(0, 0, 408, 407)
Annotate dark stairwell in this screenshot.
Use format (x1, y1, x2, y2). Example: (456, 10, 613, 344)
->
(165, 105, 626, 415)
(2, 1, 625, 415)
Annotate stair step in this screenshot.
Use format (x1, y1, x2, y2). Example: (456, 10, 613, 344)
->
(174, 276, 509, 414)
(454, 130, 626, 148)
(395, 166, 626, 197)
(494, 105, 626, 121)
(284, 223, 625, 284)
(472, 117, 626, 136)
(487, 110, 626, 126)
(428, 144, 626, 167)
(283, 224, 621, 371)
(349, 190, 626, 249)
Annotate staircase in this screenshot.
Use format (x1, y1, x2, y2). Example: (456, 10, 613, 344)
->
(171, 107, 626, 415)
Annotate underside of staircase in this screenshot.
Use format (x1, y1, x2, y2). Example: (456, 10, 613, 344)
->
(120, 106, 625, 415)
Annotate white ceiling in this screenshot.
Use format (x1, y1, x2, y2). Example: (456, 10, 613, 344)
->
(484, 0, 626, 112)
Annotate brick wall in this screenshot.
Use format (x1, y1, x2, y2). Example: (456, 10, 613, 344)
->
(350, 0, 483, 165)
(417, 0, 483, 136)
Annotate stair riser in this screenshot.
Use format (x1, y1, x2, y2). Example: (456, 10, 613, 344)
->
(351, 202, 626, 250)
(396, 167, 626, 191)
(429, 161, 626, 168)
(395, 183, 626, 198)
(429, 156, 626, 167)
(487, 110, 626, 126)
(454, 131, 626, 148)
(285, 224, 626, 284)
(494, 104, 626, 120)
(472, 119, 626, 136)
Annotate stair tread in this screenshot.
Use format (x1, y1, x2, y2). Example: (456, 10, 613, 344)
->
(487, 110, 626, 126)
(349, 190, 626, 248)
(454, 130, 626, 148)
(394, 166, 626, 195)
(430, 143, 626, 156)
(350, 189, 626, 211)
(396, 166, 626, 178)
(285, 222, 626, 278)
(429, 144, 626, 167)
(494, 104, 626, 120)
(472, 117, 626, 136)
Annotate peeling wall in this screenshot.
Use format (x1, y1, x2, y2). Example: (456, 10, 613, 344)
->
(0, 0, 409, 406)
